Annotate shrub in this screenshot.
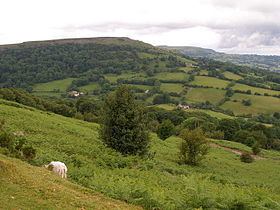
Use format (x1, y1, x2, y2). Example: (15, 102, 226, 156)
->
(100, 85, 149, 156)
(157, 119, 175, 140)
(252, 142, 261, 155)
(179, 128, 209, 165)
(240, 152, 254, 163)
(22, 146, 36, 161)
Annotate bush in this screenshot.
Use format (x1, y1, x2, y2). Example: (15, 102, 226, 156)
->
(157, 119, 175, 140)
(179, 128, 209, 165)
(240, 152, 254, 163)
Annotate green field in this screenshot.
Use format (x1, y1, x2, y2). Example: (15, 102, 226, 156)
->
(233, 83, 280, 95)
(186, 88, 226, 104)
(0, 100, 280, 209)
(79, 83, 100, 92)
(153, 72, 188, 81)
(191, 76, 230, 88)
(160, 83, 184, 93)
(105, 72, 146, 83)
(221, 93, 280, 115)
(33, 78, 74, 92)
(223, 71, 243, 80)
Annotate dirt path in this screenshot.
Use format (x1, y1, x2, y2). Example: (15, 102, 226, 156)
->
(210, 143, 265, 160)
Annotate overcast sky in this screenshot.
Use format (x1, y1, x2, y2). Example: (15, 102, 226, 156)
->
(1, 0, 280, 55)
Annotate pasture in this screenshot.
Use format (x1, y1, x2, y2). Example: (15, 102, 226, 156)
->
(233, 83, 280, 96)
(160, 83, 184, 93)
(223, 71, 243, 80)
(221, 93, 280, 115)
(186, 88, 226, 104)
(191, 76, 230, 88)
(153, 72, 188, 81)
(33, 78, 74, 92)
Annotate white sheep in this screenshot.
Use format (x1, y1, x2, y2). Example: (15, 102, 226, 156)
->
(45, 161, 68, 178)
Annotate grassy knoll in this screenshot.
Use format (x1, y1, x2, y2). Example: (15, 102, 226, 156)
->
(0, 100, 280, 209)
(0, 154, 139, 210)
(160, 83, 184, 93)
(186, 88, 226, 104)
(221, 93, 280, 115)
(223, 71, 243, 80)
(33, 78, 74, 92)
(191, 76, 230, 88)
(233, 83, 280, 96)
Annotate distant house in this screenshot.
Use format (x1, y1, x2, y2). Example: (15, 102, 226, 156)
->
(145, 89, 150, 94)
(68, 91, 84, 98)
(177, 104, 190, 110)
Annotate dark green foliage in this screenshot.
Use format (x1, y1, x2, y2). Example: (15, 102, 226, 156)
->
(217, 119, 241, 140)
(242, 99, 252, 106)
(22, 146, 36, 160)
(252, 142, 261, 155)
(240, 153, 254, 163)
(100, 85, 149, 155)
(179, 128, 209, 165)
(157, 119, 175, 140)
(152, 93, 171, 105)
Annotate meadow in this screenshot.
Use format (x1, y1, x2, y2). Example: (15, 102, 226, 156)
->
(221, 93, 280, 115)
(186, 87, 226, 105)
(160, 83, 184, 93)
(191, 76, 230, 88)
(223, 71, 243, 80)
(33, 78, 74, 92)
(153, 72, 188, 81)
(232, 83, 280, 96)
(0, 99, 279, 209)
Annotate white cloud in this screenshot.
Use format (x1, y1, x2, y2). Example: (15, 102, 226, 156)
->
(0, 0, 280, 54)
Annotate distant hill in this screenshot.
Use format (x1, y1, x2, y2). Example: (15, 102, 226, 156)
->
(160, 46, 280, 72)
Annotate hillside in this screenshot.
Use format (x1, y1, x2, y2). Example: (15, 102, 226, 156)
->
(0, 154, 140, 210)
(0, 37, 189, 89)
(161, 46, 280, 72)
(0, 99, 280, 209)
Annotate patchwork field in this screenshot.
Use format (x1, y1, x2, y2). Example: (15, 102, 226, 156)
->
(186, 88, 226, 104)
(233, 83, 280, 96)
(153, 72, 188, 81)
(160, 83, 184, 93)
(223, 71, 243, 80)
(79, 83, 100, 92)
(0, 100, 280, 209)
(221, 93, 280, 115)
(33, 78, 74, 92)
(191, 76, 230, 88)
(105, 72, 146, 83)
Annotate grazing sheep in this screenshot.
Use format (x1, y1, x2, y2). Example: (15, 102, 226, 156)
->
(45, 161, 67, 178)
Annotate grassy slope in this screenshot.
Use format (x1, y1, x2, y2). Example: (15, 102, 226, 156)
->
(222, 93, 280, 115)
(0, 99, 280, 209)
(33, 78, 74, 92)
(186, 88, 226, 104)
(0, 154, 139, 210)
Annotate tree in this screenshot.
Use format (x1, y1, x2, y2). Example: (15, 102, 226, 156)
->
(157, 119, 175, 140)
(179, 128, 209, 165)
(100, 85, 149, 155)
